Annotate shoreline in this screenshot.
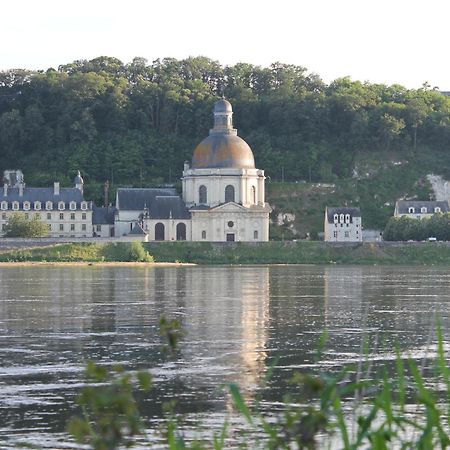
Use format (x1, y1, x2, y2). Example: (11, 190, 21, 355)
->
(0, 261, 196, 267)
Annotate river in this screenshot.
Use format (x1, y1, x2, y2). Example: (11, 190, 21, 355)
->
(1, 265, 450, 448)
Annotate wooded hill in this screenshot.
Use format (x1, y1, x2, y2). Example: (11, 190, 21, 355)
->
(1, 56, 450, 232)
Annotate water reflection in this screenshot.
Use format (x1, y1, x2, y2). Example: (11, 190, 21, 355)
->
(1, 265, 450, 447)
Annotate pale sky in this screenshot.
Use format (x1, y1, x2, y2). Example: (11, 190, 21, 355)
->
(2, 0, 449, 90)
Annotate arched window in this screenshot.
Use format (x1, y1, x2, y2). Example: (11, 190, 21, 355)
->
(225, 185, 235, 203)
(421, 207, 427, 214)
(155, 222, 165, 241)
(58, 201, 65, 211)
(176, 223, 186, 240)
(254, 230, 259, 240)
(339, 214, 344, 223)
(408, 207, 415, 214)
(435, 207, 441, 213)
(46, 201, 53, 210)
(199, 185, 207, 204)
(81, 201, 88, 211)
(23, 201, 30, 211)
(34, 201, 41, 210)
(251, 186, 256, 204)
(333, 214, 338, 223)
(12, 201, 19, 211)
(201, 230, 206, 239)
(69, 201, 77, 211)
(345, 214, 350, 223)
(1, 201, 8, 210)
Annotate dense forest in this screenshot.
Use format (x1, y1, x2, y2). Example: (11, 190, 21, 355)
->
(1, 56, 450, 207)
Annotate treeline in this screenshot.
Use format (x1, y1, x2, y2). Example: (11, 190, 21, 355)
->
(1, 56, 450, 196)
(383, 214, 450, 241)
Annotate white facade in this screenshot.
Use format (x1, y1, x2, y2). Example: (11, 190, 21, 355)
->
(0, 176, 92, 238)
(324, 207, 362, 242)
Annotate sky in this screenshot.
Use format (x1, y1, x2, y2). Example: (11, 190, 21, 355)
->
(2, 0, 450, 90)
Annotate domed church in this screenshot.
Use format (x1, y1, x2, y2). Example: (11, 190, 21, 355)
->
(182, 99, 270, 241)
(114, 99, 270, 241)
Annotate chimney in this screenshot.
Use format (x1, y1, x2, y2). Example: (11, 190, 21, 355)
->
(18, 184, 24, 197)
(3, 184, 7, 197)
(54, 182, 60, 196)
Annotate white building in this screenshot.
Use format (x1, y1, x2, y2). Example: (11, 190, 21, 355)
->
(182, 99, 270, 242)
(114, 99, 271, 242)
(394, 200, 449, 219)
(324, 207, 362, 242)
(0, 170, 92, 237)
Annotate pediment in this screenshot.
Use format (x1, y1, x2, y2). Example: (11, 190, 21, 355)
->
(210, 202, 246, 212)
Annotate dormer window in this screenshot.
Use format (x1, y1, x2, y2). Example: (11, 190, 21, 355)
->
(1, 201, 7, 211)
(345, 214, 350, 224)
(12, 201, 19, 211)
(69, 201, 77, 211)
(81, 201, 88, 211)
(23, 201, 30, 211)
(339, 214, 344, 223)
(408, 207, 415, 214)
(435, 207, 441, 213)
(58, 201, 65, 211)
(46, 201, 53, 210)
(421, 207, 427, 214)
(333, 214, 338, 224)
(34, 201, 41, 210)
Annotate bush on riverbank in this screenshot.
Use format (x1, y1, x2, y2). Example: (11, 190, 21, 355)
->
(0, 242, 153, 262)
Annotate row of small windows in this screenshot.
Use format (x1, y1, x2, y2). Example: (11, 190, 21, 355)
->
(198, 185, 257, 204)
(1, 223, 88, 232)
(1, 212, 88, 221)
(408, 206, 441, 214)
(333, 213, 352, 224)
(0, 201, 88, 211)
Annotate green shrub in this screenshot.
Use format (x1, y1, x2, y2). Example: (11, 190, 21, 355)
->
(102, 242, 153, 262)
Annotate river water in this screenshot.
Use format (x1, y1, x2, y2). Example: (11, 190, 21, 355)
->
(1, 265, 450, 448)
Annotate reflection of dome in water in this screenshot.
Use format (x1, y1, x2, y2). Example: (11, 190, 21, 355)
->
(192, 99, 255, 169)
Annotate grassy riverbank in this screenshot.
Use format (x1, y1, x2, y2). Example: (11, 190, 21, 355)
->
(1, 240, 450, 265)
(145, 241, 450, 265)
(0, 242, 153, 263)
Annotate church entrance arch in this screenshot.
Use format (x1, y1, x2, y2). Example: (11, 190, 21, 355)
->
(155, 223, 165, 241)
(176, 223, 186, 240)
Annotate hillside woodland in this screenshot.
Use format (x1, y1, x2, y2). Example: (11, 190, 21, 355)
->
(1, 56, 450, 235)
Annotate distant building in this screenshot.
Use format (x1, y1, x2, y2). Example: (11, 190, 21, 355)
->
(324, 207, 362, 242)
(0, 99, 270, 242)
(0, 170, 92, 237)
(113, 99, 271, 242)
(394, 200, 449, 219)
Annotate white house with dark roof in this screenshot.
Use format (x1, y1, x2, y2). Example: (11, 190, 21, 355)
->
(324, 207, 362, 242)
(394, 200, 449, 219)
(0, 170, 92, 237)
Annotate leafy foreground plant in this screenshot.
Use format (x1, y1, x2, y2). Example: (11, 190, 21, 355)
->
(69, 326, 450, 449)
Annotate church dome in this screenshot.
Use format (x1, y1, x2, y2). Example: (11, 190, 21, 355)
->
(191, 99, 255, 169)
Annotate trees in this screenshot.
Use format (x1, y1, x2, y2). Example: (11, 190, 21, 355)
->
(383, 214, 450, 241)
(3, 214, 49, 238)
(1, 55, 450, 193)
